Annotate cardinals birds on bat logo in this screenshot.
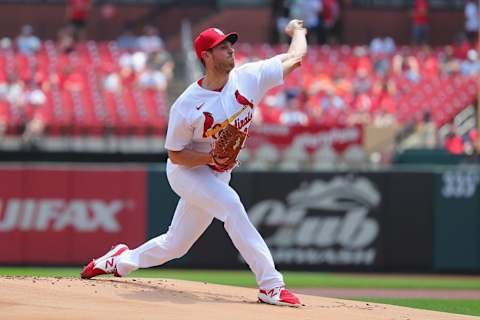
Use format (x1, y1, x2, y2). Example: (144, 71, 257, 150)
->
(235, 90, 253, 108)
(203, 112, 221, 139)
(202, 112, 214, 138)
(202, 91, 253, 138)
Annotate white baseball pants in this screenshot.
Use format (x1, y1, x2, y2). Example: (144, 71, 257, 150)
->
(116, 160, 284, 290)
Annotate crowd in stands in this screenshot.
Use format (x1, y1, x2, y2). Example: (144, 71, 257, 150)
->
(0, 24, 173, 147)
(234, 37, 478, 128)
(248, 0, 480, 158)
(0, 0, 478, 161)
(444, 126, 479, 155)
(244, 0, 479, 158)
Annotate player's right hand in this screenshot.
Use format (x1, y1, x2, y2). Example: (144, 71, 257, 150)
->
(284, 19, 306, 37)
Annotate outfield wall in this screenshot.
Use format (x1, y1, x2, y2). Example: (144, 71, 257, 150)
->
(0, 164, 479, 273)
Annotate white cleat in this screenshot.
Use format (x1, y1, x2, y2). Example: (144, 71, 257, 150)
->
(80, 244, 129, 279)
(258, 287, 302, 307)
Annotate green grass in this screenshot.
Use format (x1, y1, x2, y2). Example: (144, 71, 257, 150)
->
(1, 267, 480, 290)
(350, 298, 480, 317)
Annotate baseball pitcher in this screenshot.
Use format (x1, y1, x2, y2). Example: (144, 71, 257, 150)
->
(81, 19, 308, 307)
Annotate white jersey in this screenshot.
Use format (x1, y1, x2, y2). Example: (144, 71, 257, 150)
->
(114, 56, 288, 292)
(165, 56, 283, 154)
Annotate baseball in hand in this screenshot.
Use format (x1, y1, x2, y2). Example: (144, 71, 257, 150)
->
(284, 19, 306, 37)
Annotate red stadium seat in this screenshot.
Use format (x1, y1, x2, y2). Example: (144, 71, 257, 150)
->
(0, 42, 476, 139)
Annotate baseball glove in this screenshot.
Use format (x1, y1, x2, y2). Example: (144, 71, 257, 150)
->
(210, 123, 247, 171)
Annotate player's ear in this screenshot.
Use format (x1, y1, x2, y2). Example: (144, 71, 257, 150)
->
(201, 50, 210, 63)
(201, 49, 214, 65)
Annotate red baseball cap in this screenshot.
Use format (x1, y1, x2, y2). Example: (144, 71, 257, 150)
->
(194, 28, 238, 60)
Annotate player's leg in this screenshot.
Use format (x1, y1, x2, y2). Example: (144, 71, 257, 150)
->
(167, 163, 284, 291)
(168, 165, 300, 306)
(81, 198, 213, 278)
(116, 198, 213, 275)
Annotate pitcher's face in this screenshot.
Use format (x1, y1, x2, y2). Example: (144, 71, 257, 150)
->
(205, 40, 235, 73)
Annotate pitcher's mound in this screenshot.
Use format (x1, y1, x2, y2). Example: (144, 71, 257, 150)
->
(0, 276, 476, 320)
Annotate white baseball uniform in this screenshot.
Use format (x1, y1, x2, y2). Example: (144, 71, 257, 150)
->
(116, 56, 285, 290)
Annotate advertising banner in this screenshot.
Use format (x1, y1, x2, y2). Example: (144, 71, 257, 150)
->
(169, 170, 437, 271)
(0, 166, 147, 264)
(434, 169, 480, 271)
(242, 172, 386, 270)
(247, 125, 363, 153)
(180, 172, 387, 270)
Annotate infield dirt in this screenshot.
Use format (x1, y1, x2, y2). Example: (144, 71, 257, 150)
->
(0, 276, 478, 320)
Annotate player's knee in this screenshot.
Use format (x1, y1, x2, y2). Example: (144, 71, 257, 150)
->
(221, 194, 244, 213)
(174, 247, 189, 259)
(223, 204, 249, 227)
(168, 242, 190, 259)
(160, 233, 190, 259)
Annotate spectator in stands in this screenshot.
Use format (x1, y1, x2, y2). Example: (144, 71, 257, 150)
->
(439, 46, 462, 75)
(405, 56, 421, 82)
(16, 25, 40, 55)
(411, 0, 430, 45)
(26, 83, 47, 108)
(279, 88, 309, 125)
(4, 75, 26, 110)
(22, 83, 47, 147)
(0, 76, 8, 101)
(272, 0, 291, 44)
(373, 55, 390, 77)
(444, 128, 464, 154)
(0, 104, 6, 138)
(147, 48, 175, 82)
(322, 0, 340, 44)
(462, 128, 476, 155)
(67, 0, 91, 41)
(332, 70, 352, 96)
(369, 37, 383, 55)
(392, 52, 404, 74)
(452, 32, 472, 60)
(320, 89, 345, 111)
(416, 111, 437, 148)
(468, 128, 479, 153)
(0, 37, 12, 50)
(280, 106, 309, 126)
(353, 45, 372, 73)
(373, 110, 396, 127)
(119, 49, 147, 73)
(57, 27, 75, 54)
(461, 49, 480, 75)
(375, 76, 392, 105)
(102, 65, 122, 93)
(22, 112, 46, 148)
(348, 92, 372, 125)
(117, 28, 139, 51)
(371, 78, 396, 109)
(138, 25, 164, 54)
(0, 76, 9, 138)
(422, 46, 439, 76)
(352, 68, 371, 94)
(117, 52, 136, 88)
(464, 0, 479, 45)
(23, 62, 49, 92)
(290, 0, 323, 44)
(137, 66, 167, 92)
(394, 53, 421, 81)
(369, 35, 396, 56)
(1, 75, 29, 135)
